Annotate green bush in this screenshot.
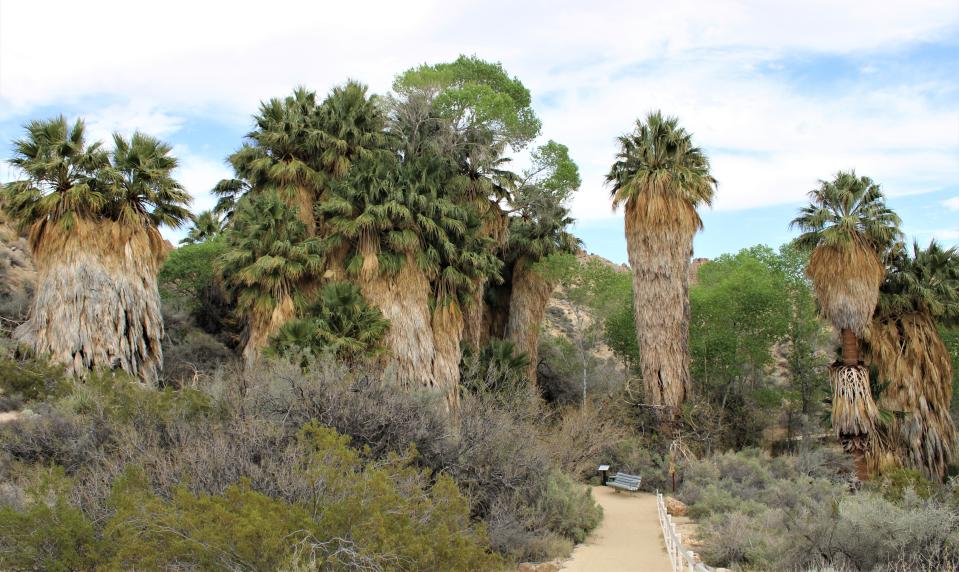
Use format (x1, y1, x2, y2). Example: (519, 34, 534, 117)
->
(0, 353, 69, 402)
(536, 471, 602, 543)
(0, 467, 99, 572)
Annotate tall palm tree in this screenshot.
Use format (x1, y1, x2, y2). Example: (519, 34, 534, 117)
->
(3, 118, 190, 384)
(179, 210, 224, 245)
(606, 112, 717, 418)
(864, 241, 959, 481)
(217, 192, 324, 368)
(502, 203, 580, 383)
(791, 171, 901, 480)
(226, 88, 325, 235)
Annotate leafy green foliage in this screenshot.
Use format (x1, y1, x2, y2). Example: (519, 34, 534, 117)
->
(393, 55, 541, 150)
(2, 117, 190, 232)
(179, 209, 224, 245)
(218, 193, 324, 321)
(269, 282, 389, 362)
(790, 170, 901, 253)
(606, 111, 716, 211)
(0, 351, 69, 402)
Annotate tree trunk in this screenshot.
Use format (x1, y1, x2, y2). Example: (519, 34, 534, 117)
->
(432, 303, 464, 412)
(242, 293, 296, 370)
(624, 197, 699, 420)
(840, 328, 859, 366)
(829, 364, 879, 480)
(864, 314, 957, 481)
(506, 256, 555, 385)
(461, 281, 485, 352)
(358, 255, 435, 391)
(16, 220, 166, 385)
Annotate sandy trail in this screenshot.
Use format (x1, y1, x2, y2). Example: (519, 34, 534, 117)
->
(562, 486, 672, 572)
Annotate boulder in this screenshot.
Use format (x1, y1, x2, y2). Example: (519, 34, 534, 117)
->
(665, 496, 688, 516)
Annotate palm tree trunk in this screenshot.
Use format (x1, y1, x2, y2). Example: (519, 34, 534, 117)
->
(624, 198, 697, 419)
(432, 303, 464, 412)
(840, 328, 859, 366)
(16, 220, 166, 385)
(461, 281, 485, 352)
(505, 256, 555, 384)
(242, 293, 296, 370)
(864, 314, 957, 481)
(829, 363, 879, 480)
(358, 255, 436, 391)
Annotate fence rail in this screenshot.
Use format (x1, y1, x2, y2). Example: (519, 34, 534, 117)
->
(656, 491, 711, 572)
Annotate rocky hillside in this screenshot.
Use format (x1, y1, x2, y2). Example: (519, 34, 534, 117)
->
(0, 213, 35, 325)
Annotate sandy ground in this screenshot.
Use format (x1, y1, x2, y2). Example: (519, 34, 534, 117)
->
(562, 486, 672, 572)
(0, 411, 21, 423)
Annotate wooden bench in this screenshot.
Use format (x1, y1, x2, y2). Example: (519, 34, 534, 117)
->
(607, 472, 641, 492)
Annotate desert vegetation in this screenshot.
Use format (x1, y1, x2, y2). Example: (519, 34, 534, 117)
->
(1, 54, 957, 572)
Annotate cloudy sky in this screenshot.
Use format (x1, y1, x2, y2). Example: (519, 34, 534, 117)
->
(1, 0, 957, 262)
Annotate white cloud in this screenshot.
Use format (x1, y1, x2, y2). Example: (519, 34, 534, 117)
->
(943, 197, 959, 211)
(933, 229, 959, 241)
(2, 0, 957, 224)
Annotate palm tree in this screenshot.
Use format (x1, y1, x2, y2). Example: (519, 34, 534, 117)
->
(180, 210, 224, 245)
(3, 118, 190, 384)
(217, 192, 324, 368)
(226, 88, 325, 235)
(606, 112, 717, 418)
(269, 281, 389, 363)
(864, 241, 959, 480)
(791, 171, 901, 480)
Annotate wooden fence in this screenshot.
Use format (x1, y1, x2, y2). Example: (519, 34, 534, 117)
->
(656, 491, 711, 572)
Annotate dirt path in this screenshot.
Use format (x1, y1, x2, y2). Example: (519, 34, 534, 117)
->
(562, 486, 672, 572)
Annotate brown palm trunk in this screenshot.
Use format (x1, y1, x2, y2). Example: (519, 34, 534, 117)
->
(624, 197, 698, 420)
(840, 328, 859, 366)
(460, 281, 485, 352)
(16, 220, 166, 385)
(358, 255, 435, 390)
(505, 256, 555, 384)
(242, 293, 296, 370)
(829, 364, 879, 480)
(432, 303, 464, 412)
(864, 314, 957, 481)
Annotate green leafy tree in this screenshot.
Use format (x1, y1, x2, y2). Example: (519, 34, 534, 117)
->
(606, 111, 717, 420)
(689, 247, 791, 448)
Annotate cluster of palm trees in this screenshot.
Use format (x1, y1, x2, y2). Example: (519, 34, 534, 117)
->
(1, 57, 581, 413)
(3, 59, 955, 478)
(609, 115, 957, 480)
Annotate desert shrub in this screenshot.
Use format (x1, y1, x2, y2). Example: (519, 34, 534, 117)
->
(0, 356, 597, 566)
(0, 467, 99, 571)
(870, 467, 935, 501)
(686, 448, 959, 571)
(162, 329, 235, 386)
(0, 349, 69, 403)
(536, 471, 602, 543)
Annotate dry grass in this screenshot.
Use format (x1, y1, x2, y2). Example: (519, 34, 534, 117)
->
(506, 256, 556, 384)
(623, 193, 699, 412)
(864, 313, 957, 481)
(16, 219, 166, 385)
(807, 242, 884, 336)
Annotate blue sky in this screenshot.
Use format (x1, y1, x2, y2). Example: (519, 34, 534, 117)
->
(1, 0, 957, 263)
